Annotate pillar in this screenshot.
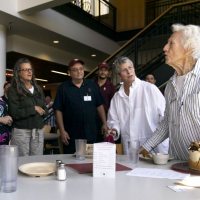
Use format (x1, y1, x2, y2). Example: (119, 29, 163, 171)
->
(0, 24, 6, 96)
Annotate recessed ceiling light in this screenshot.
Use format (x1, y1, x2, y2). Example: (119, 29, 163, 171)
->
(6, 73, 13, 77)
(51, 70, 69, 76)
(35, 78, 48, 82)
(91, 54, 96, 57)
(53, 40, 59, 44)
(6, 68, 13, 72)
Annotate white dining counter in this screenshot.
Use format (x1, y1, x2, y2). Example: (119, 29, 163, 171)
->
(0, 154, 199, 200)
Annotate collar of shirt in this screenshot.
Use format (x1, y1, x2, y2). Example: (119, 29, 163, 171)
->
(69, 78, 86, 87)
(118, 77, 140, 98)
(170, 58, 200, 85)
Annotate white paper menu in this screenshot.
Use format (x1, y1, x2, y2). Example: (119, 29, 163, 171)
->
(93, 142, 116, 178)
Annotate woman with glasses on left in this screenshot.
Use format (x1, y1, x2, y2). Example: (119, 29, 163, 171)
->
(8, 58, 48, 156)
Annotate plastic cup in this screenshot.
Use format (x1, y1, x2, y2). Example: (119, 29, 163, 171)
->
(75, 139, 87, 160)
(127, 140, 140, 165)
(152, 153, 169, 165)
(0, 145, 18, 193)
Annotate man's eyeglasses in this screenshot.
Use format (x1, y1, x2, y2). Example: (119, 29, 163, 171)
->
(70, 68, 84, 73)
(19, 68, 33, 72)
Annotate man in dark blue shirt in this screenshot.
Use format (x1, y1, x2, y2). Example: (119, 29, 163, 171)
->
(54, 59, 107, 153)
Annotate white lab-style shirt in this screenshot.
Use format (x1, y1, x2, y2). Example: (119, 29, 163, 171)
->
(107, 77, 169, 154)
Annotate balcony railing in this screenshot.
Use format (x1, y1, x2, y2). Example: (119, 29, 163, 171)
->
(146, 0, 191, 24)
(86, 0, 200, 86)
(71, 0, 116, 30)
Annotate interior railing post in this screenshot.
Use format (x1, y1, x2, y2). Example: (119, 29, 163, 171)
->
(134, 41, 138, 68)
(113, 7, 116, 31)
(98, 0, 101, 22)
(81, 0, 83, 9)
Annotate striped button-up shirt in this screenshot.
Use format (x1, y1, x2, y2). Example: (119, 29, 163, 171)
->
(143, 59, 200, 160)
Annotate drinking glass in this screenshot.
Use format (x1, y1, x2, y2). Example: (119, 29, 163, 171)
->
(0, 145, 18, 193)
(127, 140, 140, 165)
(75, 139, 87, 160)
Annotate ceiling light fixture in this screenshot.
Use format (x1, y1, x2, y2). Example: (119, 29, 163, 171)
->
(51, 70, 69, 76)
(91, 54, 96, 57)
(6, 73, 13, 77)
(53, 40, 59, 44)
(35, 78, 48, 82)
(6, 69, 13, 72)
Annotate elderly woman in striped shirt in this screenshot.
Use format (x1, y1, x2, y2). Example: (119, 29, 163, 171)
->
(141, 24, 200, 160)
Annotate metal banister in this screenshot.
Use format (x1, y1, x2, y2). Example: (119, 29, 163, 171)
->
(85, 0, 200, 80)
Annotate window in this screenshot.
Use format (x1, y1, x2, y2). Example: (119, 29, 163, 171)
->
(72, 0, 109, 16)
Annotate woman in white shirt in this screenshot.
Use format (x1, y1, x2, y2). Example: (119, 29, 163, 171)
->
(107, 56, 169, 154)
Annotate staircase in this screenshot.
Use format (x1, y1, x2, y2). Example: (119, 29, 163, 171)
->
(86, 0, 200, 88)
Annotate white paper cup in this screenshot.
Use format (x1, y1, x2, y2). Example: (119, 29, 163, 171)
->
(0, 145, 18, 193)
(152, 153, 169, 165)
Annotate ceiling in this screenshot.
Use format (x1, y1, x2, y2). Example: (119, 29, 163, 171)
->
(0, 8, 111, 85)
(6, 51, 75, 84)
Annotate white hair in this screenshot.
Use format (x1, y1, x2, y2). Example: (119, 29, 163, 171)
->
(172, 24, 200, 59)
(113, 57, 134, 73)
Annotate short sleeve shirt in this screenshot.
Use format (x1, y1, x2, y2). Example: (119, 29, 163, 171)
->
(96, 79, 115, 113)
(53, 79, 104, 142)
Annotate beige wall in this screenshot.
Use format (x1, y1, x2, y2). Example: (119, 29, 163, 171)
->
(111, 0, 145, 32)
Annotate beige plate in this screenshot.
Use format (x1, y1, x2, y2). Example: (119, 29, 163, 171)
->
(139, 154, 174, 161)
(176, 177, 200, 187)
(19, 162, 56, 177)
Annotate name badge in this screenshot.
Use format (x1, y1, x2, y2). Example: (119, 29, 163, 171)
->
(84, 96, 92, 101)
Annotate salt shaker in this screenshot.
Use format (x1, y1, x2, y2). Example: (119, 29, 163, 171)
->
(57, 163, 67, 181)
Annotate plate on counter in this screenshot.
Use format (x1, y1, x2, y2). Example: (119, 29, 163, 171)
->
(176, 177, 200, 187)
(171, 162, 200, 175)
(139, 154, 174, 161)
(19, 162, 56, 177)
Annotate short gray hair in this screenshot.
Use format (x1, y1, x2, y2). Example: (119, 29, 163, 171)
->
(172, 24, 200, 59)
(113, 56, 134, 73)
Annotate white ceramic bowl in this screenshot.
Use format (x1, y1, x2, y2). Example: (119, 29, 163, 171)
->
(152, 153, 169, 165)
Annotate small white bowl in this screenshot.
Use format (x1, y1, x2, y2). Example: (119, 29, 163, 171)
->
(152, 153, 169, 165)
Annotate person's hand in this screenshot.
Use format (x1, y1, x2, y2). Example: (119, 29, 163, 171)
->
(0, 116, 13, 126)
(104, 128, 117, 138)
(139, 147, 151, 158)
(109, 129, 117, 137)
(35, 106, 45, 116)
(101, 123, 108, 136)
(60, 130, 70, 145)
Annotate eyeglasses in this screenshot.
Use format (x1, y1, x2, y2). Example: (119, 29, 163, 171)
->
(19, 68, 33, 72)
(70, 68, 84, 73)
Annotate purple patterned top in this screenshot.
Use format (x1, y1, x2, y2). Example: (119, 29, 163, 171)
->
(0, 97, 10, 145)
